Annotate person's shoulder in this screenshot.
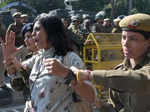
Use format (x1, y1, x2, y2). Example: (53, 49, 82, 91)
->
(7, 23, 15, 30)
(66, 51, 80, 59)
(8, 23, 15, 27)
(64, 51, 84, 68)
(112, 28, 117, 33)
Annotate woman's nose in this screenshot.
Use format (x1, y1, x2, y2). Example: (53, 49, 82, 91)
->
(122, 38, 129, 47)
(24, 37, 28, 42)
(31, 31, 36, 37)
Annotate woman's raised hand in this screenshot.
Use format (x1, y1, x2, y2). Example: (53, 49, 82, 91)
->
(2, 31, 24, 60)
(1, 31, 24, 74)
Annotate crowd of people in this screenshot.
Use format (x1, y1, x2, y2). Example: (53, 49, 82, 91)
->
(62, 13, 123, 42)
(0, 10, 150, 112)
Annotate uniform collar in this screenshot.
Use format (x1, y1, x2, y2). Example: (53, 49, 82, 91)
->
(123, 48, 150, 70)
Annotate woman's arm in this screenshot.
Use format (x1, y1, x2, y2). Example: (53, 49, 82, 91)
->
(75, 66, 150, 93)
(71, 80, 96, 103)
(44, 58, 96, 103)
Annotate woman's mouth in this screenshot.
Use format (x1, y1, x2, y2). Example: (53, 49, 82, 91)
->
(33, 37, 39, 47)
(123, 48, 130, 55)
(34, 37, 39, 43)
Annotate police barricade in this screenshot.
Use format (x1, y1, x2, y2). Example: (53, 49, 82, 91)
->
(83, 33, 123, 102)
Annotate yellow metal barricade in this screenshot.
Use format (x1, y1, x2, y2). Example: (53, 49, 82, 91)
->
(83, 33, 123, 99)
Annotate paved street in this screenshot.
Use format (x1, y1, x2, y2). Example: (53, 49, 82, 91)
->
(0, 83, 25, 112)
(0, 104, 24, 112)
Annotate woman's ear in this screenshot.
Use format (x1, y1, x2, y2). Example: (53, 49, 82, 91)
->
(46, 40, 52, 49)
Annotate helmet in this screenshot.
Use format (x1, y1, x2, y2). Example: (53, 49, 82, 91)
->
(71, 15, 80, 22)
(82, 14, 90, 19)
(95, 14, 103, 21)
(117, 15, 126, 20)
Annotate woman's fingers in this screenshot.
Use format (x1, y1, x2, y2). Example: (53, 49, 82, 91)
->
(11, 31, 16, 48)
(5, 31, 14, 47)
(9, 31, 15, 48)
(44, 61, 53, 67)
(4, 58, 14, 67)
(44, 58, 58, 68)
(16, 45, 24, 53)
(7, 65, 16, 75)
(45, 62, 56, 74)
(44, 58, 69, 77)
(7, 64, 16, 70)
(4, 31, 21, 55)
(2, 43, 7, 59)
(5, 31, 9, 44)
(45, 66, 53, 74)
(6, 31, 13, 46)
(44, 58, 59, 63)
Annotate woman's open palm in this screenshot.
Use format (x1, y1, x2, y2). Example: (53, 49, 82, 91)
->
(1, 31, 24, 60)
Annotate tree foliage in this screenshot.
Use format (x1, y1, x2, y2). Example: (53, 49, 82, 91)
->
(1, 0, 150, 17)
(0, 0, 13, 8)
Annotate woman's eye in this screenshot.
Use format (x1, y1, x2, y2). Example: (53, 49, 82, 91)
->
(35, 27, 40, 31)
(25, 35, 30, 39)
(130, 37, 138, 41)
(122, 36, 126, 40)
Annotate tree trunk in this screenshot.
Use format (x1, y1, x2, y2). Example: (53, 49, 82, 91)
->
(128, 0, 133, 14)
(111, 0, 115, 19)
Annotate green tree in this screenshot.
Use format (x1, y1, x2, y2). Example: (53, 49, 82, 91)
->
(0, 0, 13, 9)
(133, 0, 150, 14)
(21, 0, 65, 13)
(78, 0, 108, 12)
(2, 0, 150, 18)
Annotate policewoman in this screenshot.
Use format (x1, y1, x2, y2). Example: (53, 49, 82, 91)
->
(45, 13, 150, 112)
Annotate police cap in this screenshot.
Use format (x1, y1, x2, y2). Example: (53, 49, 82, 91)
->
(104, 18, 110, 22)
(71, 16, 80, 22)
(12, 12, 22, 18)
(119, 13, 150, 33)
(21, 14, 28, 18)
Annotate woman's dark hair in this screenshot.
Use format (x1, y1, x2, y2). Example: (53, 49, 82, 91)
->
(34, 13, 73, 56)
(21, 23, 33, 38)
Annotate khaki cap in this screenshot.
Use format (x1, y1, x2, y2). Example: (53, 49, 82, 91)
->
(119, 13, 150, 32)
(12, 12, 22, 18)
(21, 14, 28, 18)
(104, 18, 110, 22)
(71, 16, 80, 22)
(113, 18, 121, 22)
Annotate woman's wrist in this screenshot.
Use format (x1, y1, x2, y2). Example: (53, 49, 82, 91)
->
(64, 67, 70, 77)
(64, 69, 77, 85)
(70, 66, 93, 81)
(77, 70, 93, 81)
(84, 70, 93, 81)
